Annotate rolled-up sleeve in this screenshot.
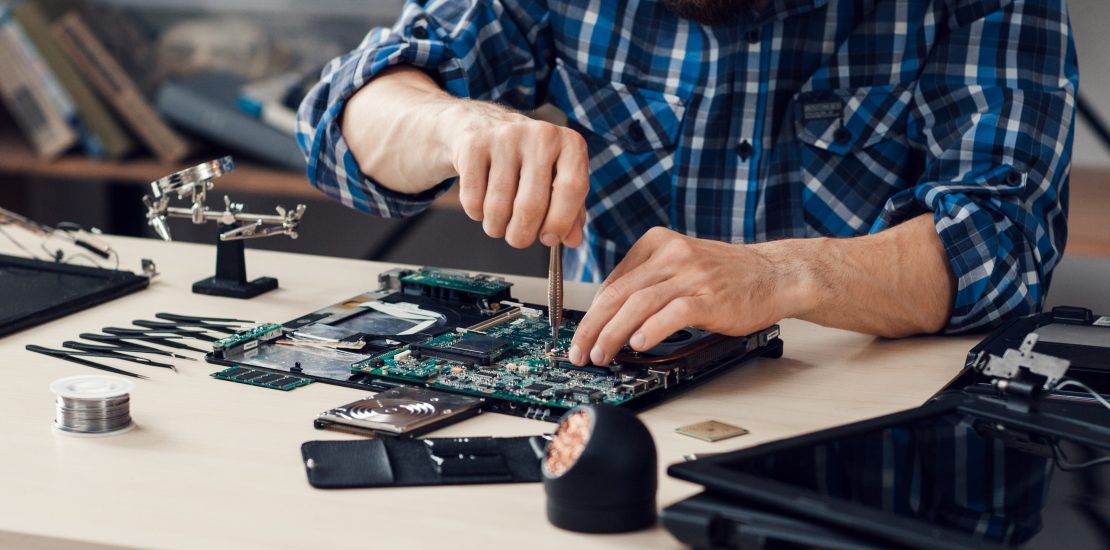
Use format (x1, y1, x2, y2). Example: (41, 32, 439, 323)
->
(295, 0, 553, 217)
(873, 0, 1077, 332)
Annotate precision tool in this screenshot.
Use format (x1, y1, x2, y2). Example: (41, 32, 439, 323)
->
(548, 243, 564, 345)
(61, 341, 178, 371)
(142, 157, 306, 299)
(78, 333, 197, 360)
(27, 345, 148, 379)
(100, 327, 212, 353)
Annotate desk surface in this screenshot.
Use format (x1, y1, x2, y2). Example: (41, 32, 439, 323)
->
(0, 235, 976, 550)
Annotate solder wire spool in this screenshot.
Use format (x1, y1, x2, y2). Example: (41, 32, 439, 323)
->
(50, 375, 135, 437)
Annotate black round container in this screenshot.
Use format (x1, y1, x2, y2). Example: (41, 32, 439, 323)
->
(542, 404, 657, 533)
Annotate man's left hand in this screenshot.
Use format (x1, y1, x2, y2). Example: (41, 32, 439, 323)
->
(568, 227, 816, 366)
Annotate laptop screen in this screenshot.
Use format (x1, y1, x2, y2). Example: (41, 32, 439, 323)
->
(718, 410, 1110, 548)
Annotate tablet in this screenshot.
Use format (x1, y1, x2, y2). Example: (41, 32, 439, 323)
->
(0, 253, 148, 338)
(668, 393, 1110, 549)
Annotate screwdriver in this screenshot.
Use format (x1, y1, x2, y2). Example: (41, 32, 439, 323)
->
(548, 243, 563, 345)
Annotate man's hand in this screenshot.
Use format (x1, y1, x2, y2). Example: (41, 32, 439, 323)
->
(343, 66, 588, 249)
(440, 101, 588, 248)
(567, 228, 814, 366)
(569, 215, 955, 366)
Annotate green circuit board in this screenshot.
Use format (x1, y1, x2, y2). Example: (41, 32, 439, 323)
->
(351, 313, 661, 414)
(399, 268, 512, 298)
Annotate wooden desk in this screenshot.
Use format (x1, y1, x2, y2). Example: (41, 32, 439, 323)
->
(0, 234, 976, 550)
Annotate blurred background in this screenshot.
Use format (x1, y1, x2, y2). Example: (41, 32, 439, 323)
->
(0, 0, 1106, 285)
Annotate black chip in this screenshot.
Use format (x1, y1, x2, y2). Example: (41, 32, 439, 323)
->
(233, 370, 264, 381)
(220, 366, 247, 377)
(526, 383, 552, 394)
(450, 334, 512, 355)
(545, 375, 570, 384)
(270, 376, 299, 387)
(253, 373, 282, 384)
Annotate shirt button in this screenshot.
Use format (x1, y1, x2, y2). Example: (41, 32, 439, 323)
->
(833, 127, 852, 145)
(412, 25, 429, 39)
(735, 140, 754, 161)
(628, 120, 646, 143)
(746, 29, 761, 44)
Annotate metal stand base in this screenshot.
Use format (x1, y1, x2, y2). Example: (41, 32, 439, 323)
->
(192, 222, 278, 299)
(192, 275, 277, 299)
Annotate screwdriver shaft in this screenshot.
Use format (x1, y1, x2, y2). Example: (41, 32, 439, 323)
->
(548, 243, 563, 344)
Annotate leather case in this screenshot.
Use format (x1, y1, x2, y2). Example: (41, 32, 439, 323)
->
(300, 435, 547, 488)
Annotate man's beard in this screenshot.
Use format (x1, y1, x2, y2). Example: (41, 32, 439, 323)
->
(660, 0, 763, 26)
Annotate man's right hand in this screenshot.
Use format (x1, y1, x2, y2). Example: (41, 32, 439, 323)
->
(343, 66, 589, 249)
(441, 101, 588, 248)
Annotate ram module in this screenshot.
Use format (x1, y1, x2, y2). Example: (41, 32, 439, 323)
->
(211, 366, 313, 391)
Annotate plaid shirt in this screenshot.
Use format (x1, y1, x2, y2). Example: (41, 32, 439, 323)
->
(297, 0, 1077, 333)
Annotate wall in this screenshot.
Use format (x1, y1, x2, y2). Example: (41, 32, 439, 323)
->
(1068, 0, 1110, 168)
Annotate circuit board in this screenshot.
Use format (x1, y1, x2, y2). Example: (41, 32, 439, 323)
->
(398, 269, 512, 300)
(211, 365, 314, 391)
(206, 266, 784, 421)
(352, 314, 629, 419)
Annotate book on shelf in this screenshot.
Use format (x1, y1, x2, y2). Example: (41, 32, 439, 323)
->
(156, 72, 306, 171)
(52, 11, 191, 163)
(237, 72, 301, 136)
(0, 4, 78, 159)
(11, 1, 134, 160)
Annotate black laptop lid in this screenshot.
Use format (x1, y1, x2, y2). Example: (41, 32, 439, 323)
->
(669, 395, 1110, 549)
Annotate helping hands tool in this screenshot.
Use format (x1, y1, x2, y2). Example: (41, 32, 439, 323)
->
(142, 157, 306, 298)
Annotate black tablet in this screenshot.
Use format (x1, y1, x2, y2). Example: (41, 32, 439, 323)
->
(0, 253, 148, 338)
(668, 393, 1110, 549)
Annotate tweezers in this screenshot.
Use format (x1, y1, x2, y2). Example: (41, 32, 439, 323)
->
(27, 345, 148, 379)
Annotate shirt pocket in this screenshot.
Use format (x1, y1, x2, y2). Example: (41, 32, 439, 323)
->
(792, 84, 917, 235)
(547, 58, 686, 153)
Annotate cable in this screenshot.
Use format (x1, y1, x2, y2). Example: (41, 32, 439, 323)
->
(0, 223, 48, 260)
(1055, 379, 1110, 413)
(1052, 441, 1110, 472)
(1047, 378, 1110, 472)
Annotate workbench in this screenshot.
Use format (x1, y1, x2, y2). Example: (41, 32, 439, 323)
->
(0, 234, 977, 549)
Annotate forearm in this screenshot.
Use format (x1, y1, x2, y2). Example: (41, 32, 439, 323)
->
(340, 66, 465, 194)
(758, 214, 955, 337)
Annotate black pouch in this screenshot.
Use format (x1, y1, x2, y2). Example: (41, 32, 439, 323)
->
(300, 435, 548, 488)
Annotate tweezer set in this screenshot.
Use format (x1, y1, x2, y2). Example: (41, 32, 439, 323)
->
(27, 313, 255, 378)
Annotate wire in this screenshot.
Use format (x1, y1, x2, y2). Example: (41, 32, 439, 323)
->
(0, 223, 48, 260)
(1052, 441, 1110, 471)
(1055, 379, 1110, 413)
(1047, 378, 1110, 472)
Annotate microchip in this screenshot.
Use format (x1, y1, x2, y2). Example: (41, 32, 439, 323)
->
(545, 375, 571, 384)
(526, 383, 552, 394)
(413, 333, 514, 365)
(253, 373, 281, 384)
(451, 334, 512, 355)
(676, 420, 750, 442)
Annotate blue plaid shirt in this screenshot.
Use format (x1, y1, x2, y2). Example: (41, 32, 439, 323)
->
(297, 0, 1077, 333)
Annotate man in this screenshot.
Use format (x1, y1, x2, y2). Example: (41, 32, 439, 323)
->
(297, 0, 1076, 367)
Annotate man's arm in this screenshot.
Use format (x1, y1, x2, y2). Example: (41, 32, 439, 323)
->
(567, 215, 952, 366)
(343, 66, 588, 248)
(570, 0, 1076, 365)
(297, 0, 587, 247)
